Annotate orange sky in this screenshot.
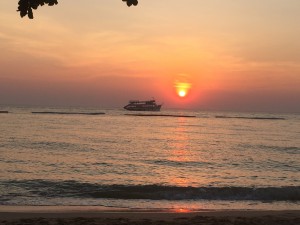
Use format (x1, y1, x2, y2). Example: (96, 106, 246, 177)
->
(0, 1, 299, 112)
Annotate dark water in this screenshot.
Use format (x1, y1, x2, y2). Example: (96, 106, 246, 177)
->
(0, 107, 299, 210)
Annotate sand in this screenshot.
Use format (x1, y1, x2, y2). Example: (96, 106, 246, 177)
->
(0, 207, 299, 225)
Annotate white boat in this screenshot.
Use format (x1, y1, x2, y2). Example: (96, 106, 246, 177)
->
(124, 100, 161, 111)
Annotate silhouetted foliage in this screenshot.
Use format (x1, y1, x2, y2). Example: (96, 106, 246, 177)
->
(123, 0, 138, 7)
(18, 0, 58, 19)
(18, 0, 138, 19)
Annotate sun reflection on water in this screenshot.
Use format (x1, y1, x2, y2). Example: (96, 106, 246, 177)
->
(167, 117, 193, 187)
(172, 208, 192, 213)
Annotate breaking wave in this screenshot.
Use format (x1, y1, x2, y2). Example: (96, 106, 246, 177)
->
(1, 180, 299, 203)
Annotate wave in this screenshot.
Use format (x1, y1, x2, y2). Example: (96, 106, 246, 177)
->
(215, 116, 285, 120)
(239, 143, 300, 154)
(1, 180, 299, 202)
(146, 159, 212, 168)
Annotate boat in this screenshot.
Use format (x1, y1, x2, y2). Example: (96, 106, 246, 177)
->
(124, 99, 162, 111)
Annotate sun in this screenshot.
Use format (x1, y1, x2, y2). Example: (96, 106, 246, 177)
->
(178, 90, 187, 97)
(173, 74, 192, 99)
(174, 82, 191, 98)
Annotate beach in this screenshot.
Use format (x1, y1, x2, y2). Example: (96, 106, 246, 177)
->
(0, 207, 299, 225)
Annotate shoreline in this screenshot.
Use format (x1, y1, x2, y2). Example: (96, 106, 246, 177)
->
(0, 206, 299, 224)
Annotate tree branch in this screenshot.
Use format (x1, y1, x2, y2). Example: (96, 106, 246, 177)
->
(17, 0, 138, 19)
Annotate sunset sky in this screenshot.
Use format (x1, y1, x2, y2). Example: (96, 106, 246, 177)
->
(0, 0, 299, 112)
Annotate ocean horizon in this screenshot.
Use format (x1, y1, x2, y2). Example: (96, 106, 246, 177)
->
(0, 106, 299, 211)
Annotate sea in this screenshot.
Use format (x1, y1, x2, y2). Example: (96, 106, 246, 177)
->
(0, 106, 299, 211)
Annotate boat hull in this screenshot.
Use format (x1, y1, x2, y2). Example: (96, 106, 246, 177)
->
(124, 105, 161, 111)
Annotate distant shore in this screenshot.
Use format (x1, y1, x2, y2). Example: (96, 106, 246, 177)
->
(124, 113, 196, 118)
(31, 111, 105, 115)
(0, 206, 299, 225)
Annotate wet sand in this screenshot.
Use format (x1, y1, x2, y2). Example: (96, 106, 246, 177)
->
(0, 207, 299, 225)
